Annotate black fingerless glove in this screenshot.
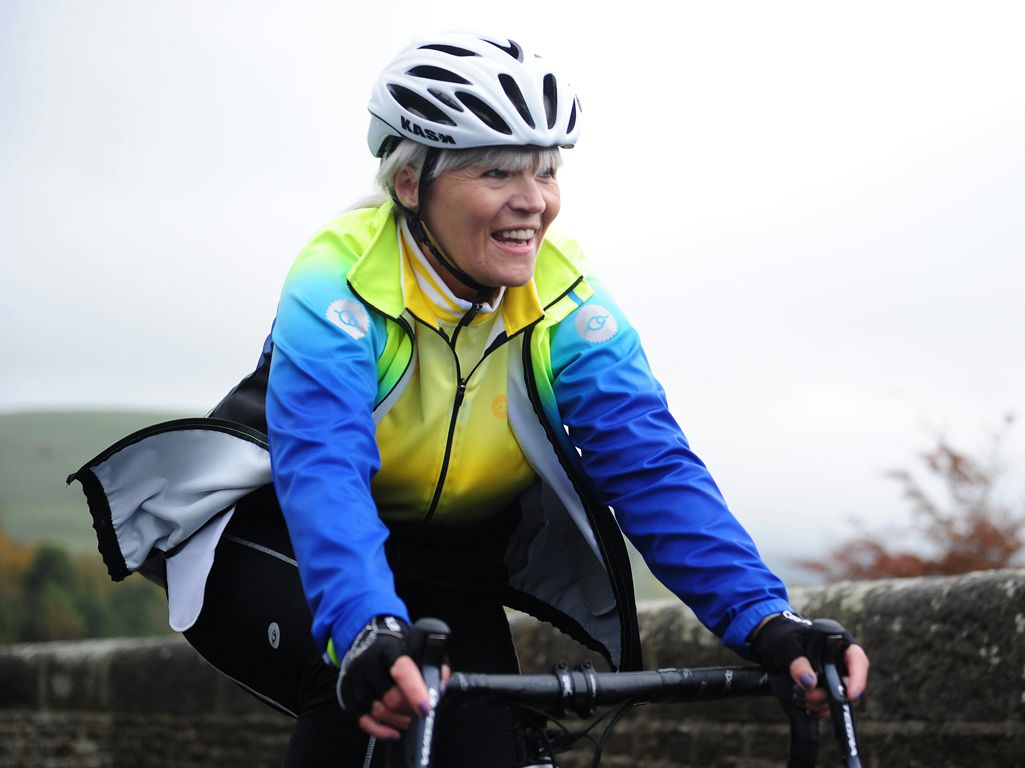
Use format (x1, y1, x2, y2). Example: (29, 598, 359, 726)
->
(748, 610, 816, 674)
(336, 615, 412, 714)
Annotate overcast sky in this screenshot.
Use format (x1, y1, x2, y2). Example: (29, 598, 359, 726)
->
(3, 1, 1024, 574)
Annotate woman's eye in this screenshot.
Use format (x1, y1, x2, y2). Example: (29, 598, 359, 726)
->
(537, 166, 557, 179)
(483, 168, 508, 179)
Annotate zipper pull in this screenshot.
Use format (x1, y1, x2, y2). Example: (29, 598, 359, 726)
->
(458, 302, 483, 333)
(450, 302, 483, 350)
(454, 378, 467, 407)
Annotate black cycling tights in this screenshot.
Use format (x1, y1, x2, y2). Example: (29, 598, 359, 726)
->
(183, 492, 521, 768)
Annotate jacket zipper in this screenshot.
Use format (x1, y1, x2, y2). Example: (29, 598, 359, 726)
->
(422, 376, 466, 524)
(420, 281, 582, 527)
(421, 301, 488, 525)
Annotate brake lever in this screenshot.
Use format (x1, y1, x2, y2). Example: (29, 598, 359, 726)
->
(806, 619, 862, 768)
(768, 670, 818, 768)
(405, 618, 450, 768)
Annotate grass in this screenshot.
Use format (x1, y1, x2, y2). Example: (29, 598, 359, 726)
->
(0, 411, 190, 552)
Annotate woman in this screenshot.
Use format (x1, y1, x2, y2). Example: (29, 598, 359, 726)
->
(72, 31, 867, 767)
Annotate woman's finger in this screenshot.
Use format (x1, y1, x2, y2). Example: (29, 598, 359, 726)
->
(390, 655, 433, 716)
(359, 713, 401, 741)
(381, 684, 416, 716)
(789, 656, 832, 718)
(788, 656, 817, 692)
(370, 696, 413, 730)
(844, 644, 870, 702)
(802, 687, 831, 718)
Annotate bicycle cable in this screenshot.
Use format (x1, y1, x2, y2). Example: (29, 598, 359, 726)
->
(501, 696, 641, 767)
(590, 698, 641, 768)
(505, 701, 576, 760)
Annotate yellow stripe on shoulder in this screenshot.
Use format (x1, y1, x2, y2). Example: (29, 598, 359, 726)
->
(399, 236, 440, 329)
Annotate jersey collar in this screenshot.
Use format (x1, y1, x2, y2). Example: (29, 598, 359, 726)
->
(348, 202, 548, 336)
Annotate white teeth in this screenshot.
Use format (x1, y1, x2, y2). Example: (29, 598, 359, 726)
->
(496, 228, 536, 241)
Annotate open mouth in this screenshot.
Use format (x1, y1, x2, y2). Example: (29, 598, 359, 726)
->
(492, 228, 536, 247)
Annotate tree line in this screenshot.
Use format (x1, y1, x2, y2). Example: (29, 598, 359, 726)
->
(0, 531, 170, 644)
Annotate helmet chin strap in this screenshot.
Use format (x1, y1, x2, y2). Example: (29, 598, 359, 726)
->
(406, 215, 497, 301)
(400, 147, 497, 303)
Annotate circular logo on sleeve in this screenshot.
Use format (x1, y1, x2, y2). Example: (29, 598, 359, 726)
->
(268, 622, 281, 649)
(575, 304, 618, 343)
(326, 299, 370, 340)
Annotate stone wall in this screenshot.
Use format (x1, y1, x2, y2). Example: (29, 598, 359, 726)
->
(0, 637, 293, 767)
(3, 569, 1025, 767)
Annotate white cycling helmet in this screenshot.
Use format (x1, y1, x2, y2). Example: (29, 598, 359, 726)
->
(367, 31, 582, 158)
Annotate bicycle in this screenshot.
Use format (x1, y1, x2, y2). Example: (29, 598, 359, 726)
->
(386, 617, 862, 768)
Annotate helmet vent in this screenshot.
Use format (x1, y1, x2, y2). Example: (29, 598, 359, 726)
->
(542, 75, 558, 130)
(428, 88, 464, 112)
(455, 92, 512, 135)
(419, 44, 479, 57)
(499, 74, 535, 129)
(387, 84, 457, 126)
(407, 66, 472, 85)
(485, 39, 523, 62)
(566, 99, 577, 134)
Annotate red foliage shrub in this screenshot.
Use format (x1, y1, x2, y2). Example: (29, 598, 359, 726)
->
(798, 418, 1024, 581)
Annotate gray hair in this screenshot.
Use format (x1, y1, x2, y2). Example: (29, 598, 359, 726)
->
(350, 141, 562, 213)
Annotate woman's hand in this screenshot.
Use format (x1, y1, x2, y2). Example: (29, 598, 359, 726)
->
(789, 643, 869, 718)
(336, 615, 452, 739)
(358, 656, 451, 740)
(749, 611, 869, 718)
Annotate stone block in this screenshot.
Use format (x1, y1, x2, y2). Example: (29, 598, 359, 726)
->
(510, 611, 611, 674)
(636, 600, 737, 671)
(106, 713, 291, 768)
(43, 640, 115, 710)
(795, 570, 1025, 724)
(107, 637, 219, 714)
(0, 711, 113, 768)
(0, 647, 40, 709)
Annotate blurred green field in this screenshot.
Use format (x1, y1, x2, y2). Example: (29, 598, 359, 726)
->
(0, 411, 189, 552)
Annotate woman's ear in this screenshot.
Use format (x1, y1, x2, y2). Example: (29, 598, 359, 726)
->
(393, 165, 420, 212)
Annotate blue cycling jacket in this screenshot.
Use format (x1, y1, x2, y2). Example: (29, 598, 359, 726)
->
(264, 204, 792, 669)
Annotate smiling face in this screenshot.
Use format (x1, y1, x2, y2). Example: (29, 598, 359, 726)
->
(394, 153, 561, 300)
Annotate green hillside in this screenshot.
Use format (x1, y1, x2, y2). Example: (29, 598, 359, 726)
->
(0, 411, 190, 552)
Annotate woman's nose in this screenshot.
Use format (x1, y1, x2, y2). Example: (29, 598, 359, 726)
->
(510, 174, 546, 213)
